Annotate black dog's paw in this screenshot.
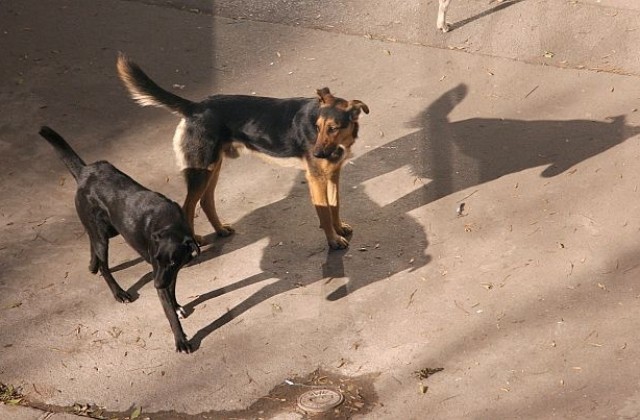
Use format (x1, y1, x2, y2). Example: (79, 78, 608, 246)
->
(176, 338, 193, 354)
(176, 306, 187, 319)
(89, 263, 99, 274)
(113, 289, 134, 303)
(89, 256, 99, 274)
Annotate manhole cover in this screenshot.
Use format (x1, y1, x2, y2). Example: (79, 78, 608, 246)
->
(297, 388, 344, 413)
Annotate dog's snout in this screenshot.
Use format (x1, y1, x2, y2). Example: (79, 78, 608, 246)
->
(313, 148, 328, 159)
(313, 145, 337, 159)
(313, 145, 345, 162)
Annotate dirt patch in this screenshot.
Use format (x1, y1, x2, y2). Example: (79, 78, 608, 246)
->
(22, 368, 379, 419)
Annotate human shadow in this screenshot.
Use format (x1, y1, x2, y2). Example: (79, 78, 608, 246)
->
(364, 83, 639, 209)
(446, 0, 526, 32)
(185, 83, 638, 350)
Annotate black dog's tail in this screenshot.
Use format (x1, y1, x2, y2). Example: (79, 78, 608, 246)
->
(38, 126, 86, 181)
(116, 52, 194, 116)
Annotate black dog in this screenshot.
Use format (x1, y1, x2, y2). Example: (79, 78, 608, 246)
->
(117, 53, 369, 250)
(38, 126, 200, 353)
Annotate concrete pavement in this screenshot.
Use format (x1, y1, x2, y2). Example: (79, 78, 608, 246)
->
(2, 0, 640, 418)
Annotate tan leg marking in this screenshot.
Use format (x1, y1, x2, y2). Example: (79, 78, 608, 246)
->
(305, 158, 350, 249)
(183, 173, 212, 245)
(327, 167, 352, 237)
(200, 159, 234, 237)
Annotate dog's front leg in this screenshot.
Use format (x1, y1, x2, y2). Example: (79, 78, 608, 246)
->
(169, 280, 187, 319)
(327, 166, 352, 239)
(155, 281, 191, 353)
(306, 169, 349, 250)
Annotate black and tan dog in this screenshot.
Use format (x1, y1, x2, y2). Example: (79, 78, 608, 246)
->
(116, 54, 369, 250)
(39, 126, 200, 353)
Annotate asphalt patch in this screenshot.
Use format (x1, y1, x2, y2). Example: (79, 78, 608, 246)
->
(24, 368, 379, 419)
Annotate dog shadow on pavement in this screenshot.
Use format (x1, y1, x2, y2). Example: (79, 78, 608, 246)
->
(183, 83, 639, 350)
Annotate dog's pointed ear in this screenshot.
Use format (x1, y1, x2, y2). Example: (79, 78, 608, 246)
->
(349, 100, 370, 121)
(317, 87, 335, 105)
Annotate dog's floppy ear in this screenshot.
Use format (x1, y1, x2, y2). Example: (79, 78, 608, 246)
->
(183, 237, 200, 259)
(150, 230, 169, 263)
(317, 87, 335, 105)
(349, 100, 370, 121)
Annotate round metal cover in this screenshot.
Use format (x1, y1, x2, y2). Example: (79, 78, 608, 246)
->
(297, 388, 344, 413)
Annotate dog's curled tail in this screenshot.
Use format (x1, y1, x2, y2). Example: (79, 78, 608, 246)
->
(38, 126, 86, 181)
(116, 53, 194, 116)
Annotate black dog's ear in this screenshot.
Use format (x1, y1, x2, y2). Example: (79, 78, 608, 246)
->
(150, 229, 171, 264)
(184, 237, 200, 259)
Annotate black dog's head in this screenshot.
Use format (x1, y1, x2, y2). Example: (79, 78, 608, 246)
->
(313, 87, 369, 162)
(149, 228, 200, 285)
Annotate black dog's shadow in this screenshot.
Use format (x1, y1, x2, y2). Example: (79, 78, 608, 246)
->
(175, 83, 638, 351)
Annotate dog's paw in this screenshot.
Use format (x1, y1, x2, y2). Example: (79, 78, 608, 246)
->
(329, 236, 350, 250)
(176, 306, 187, 319)
(175, 338, 193, 354)
(114, 289, 134, 303)
(89, 260, 99, 274)
(437, 21, 450, 32)
(216, 224, 235, 237)
(336, 222, 353, 237)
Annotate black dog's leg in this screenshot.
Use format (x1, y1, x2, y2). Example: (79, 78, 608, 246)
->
(156, 281, 191, 353)
(168, 281, 187, 319)
(91, 234, 133, 303)
(89, 242, 99, 274)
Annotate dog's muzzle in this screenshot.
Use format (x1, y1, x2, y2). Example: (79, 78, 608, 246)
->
(313, 145, 345, 162)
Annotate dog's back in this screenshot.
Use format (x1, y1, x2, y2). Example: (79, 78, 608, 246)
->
(39, 126, 188, 259)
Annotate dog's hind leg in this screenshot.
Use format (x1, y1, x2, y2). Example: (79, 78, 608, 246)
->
(200, 158, 234, 237)
(89, 234, 133, 303)
(89, 242, 99, 274)
(88, 224, 118, 273)
(182, 168, 212, 244)
(78, 206, 132, 302)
